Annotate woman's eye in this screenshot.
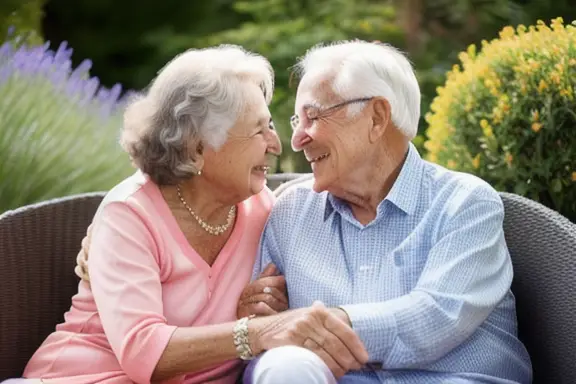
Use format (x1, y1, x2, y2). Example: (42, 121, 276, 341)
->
(268, 120, 275, 130)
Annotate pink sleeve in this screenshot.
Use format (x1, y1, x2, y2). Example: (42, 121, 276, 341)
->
(89, 202, 177, 384)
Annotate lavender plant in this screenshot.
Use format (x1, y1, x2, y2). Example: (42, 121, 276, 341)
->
(0, 36, 134, 213)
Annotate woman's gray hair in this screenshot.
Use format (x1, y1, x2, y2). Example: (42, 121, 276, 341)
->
(120, 45, 274, 185)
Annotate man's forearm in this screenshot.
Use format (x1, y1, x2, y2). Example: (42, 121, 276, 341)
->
(338, 290, 492, 370)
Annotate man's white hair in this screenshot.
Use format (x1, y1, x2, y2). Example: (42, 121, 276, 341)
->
(294, 40, 420, 139)
(121, 45, 274, 185)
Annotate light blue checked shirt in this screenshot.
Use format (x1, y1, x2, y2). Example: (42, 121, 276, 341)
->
(252, 144, 532, 383)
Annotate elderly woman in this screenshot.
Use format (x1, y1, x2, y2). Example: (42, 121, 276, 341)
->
(18, 45, 368, 384)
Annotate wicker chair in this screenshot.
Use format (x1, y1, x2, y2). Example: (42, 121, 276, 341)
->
(1, 177, 575, 383)
(500, 192, 576, 383)
(0, 193, 106, 381)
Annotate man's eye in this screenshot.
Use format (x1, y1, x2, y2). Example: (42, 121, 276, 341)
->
(268, 120, 275, 130)
(307, 112, 319, 121)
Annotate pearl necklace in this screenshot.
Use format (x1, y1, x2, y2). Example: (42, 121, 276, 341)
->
(176, 185, 236, 235)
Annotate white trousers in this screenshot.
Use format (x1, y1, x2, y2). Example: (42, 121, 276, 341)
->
(247, 345, 337, 384)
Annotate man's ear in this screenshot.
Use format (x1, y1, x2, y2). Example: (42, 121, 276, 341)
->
(368, 98, 391, 143)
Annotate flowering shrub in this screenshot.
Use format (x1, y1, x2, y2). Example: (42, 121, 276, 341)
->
(0, 37, 133, 213)
(424, 18, 576, 221)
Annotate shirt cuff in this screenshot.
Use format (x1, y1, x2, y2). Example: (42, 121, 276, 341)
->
(338, 303, 396, 364)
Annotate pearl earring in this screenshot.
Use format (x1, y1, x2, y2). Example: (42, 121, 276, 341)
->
(197, 169, 202, 176)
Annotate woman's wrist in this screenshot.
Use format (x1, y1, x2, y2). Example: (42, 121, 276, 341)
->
(246, 315, 271, 356)
(233, 315, 256, 360)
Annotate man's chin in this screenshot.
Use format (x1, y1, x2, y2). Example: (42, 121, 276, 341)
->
(311, 175, 330, 193)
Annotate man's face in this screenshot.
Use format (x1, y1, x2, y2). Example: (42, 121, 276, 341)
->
(291, 74, 373, 193)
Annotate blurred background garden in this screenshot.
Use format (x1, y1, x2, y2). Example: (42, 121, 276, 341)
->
(0, 0, 575, 221)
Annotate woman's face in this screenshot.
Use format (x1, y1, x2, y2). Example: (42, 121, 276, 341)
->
(201, 83, 282, 202)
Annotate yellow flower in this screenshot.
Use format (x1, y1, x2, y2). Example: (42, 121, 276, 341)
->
(499, 26, 516, 40)
(572, 172, 576, 182)
(480, 119, 494, 137)
(560, 87, 574, 100)
(516, 24, 527, 35)
(531, 122, 543, 133)
(538, 80, 549, 93)
(472, 154, 480, 169)
(467, 44, 477, 60)
(447, 160, 457, 169)
(531, 110, 539, 121)
(505, 152, 513, 166)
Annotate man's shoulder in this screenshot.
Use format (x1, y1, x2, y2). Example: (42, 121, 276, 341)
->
(423, 161, 502, 209)
(268, 178, 326, 223)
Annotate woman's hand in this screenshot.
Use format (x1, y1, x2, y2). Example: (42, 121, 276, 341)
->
(237, 264, 288, 318)
(250, 301, 369, 379)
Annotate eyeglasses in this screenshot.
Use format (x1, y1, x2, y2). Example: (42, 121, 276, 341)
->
(290, 97, 373, 130)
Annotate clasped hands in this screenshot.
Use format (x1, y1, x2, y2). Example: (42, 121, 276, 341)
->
(237, 264, 369, 378)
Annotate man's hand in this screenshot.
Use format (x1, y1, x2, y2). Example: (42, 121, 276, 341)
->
(251, 301, 369, 379)
(74, 224, 93, 281)
(329, 307, 352, 327)
(237, 263, 288, 318)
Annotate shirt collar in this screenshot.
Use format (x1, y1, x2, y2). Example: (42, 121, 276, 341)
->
(324, 143, 424, 220)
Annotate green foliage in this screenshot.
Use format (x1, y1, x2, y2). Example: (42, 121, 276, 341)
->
(0, 38, 133, 213)
(193, 0, 403, 171)
(425, 18, 576, 221)
(0, 0, 46, 44)
(41, 0, 245, 90)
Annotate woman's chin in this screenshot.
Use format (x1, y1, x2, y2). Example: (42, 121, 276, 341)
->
(249, 171, 267, 194)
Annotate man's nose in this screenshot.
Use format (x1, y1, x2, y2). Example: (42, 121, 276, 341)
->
(291, 126, 312, 152)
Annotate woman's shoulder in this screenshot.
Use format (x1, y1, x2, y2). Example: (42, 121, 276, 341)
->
(93, 171, 160, 226)
(99, 171, 148, 204)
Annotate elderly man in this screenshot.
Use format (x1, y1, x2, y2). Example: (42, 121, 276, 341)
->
(241, 40, 532, 383)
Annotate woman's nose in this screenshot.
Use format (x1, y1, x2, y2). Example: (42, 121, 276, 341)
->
(267, 130, 282, 156)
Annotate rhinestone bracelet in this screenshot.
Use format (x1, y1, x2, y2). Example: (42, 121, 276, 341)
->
(233, 315, 256, 360)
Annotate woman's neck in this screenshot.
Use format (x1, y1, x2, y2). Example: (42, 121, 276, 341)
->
(161, 178, 235, 223)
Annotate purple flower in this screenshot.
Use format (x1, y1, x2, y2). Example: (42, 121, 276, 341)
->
(0, 34, 130, 118)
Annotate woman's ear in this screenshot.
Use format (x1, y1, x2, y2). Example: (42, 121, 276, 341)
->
(368, 98, 391, 143)
(189, 141, 205, 173)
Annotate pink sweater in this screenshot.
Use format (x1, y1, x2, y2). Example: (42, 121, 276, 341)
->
(23, 171, 275, 384)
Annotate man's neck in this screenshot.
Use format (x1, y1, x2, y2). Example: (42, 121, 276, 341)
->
(330, 142, 409, 225)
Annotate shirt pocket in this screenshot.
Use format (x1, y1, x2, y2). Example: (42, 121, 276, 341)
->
(389, 241, 429, 293)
